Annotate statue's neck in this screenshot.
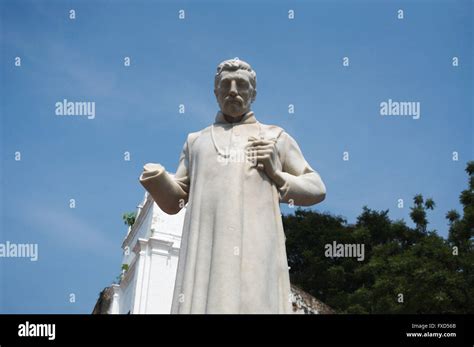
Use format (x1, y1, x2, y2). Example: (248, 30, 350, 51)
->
(223, 111, 250, 124)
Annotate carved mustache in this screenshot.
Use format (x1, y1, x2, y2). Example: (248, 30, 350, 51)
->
(225, 96, 244, 105)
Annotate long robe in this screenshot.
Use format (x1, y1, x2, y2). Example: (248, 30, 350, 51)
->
(139, 111, 326, 313)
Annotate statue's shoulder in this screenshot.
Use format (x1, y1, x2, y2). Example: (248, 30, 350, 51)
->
(185, 126, 213, 148)
(185, 130, 203, 148)
(259, 122, 286, 140)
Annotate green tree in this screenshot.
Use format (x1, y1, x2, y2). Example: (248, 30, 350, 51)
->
(122, 212, 136, 227)
(445, 161, 474, 311)
(409, 194, 435, 233)
(284, 161, 474, 313)
(447, 161, 474, 252)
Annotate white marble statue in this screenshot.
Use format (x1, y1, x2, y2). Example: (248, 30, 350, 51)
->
(139, 58, 326, 313)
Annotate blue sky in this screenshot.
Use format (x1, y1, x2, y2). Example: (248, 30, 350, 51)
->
(0, 0, 472, 313)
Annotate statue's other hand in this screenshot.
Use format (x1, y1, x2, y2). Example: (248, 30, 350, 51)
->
(246, 139, 285, 187)
(141, 163, 165, 179)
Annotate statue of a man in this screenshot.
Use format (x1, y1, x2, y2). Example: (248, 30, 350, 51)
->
(139, 58, 326, 313)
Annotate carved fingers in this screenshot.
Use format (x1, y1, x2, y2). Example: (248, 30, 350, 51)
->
(246, 138, 278, 176)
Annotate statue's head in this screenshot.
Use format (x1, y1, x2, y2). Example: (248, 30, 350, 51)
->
(214, 58, 257, 119)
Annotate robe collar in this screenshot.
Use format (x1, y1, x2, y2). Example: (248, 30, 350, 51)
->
(214, 110, 257, 125)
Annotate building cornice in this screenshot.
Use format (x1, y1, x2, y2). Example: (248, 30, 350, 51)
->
(122, 194, 154, 249)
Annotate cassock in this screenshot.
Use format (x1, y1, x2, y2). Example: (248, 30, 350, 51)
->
(140, 111, 326, 313)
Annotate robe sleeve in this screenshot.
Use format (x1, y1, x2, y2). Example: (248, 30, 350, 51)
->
(139, 137, 190, 215)
(277, 132, 326, 206)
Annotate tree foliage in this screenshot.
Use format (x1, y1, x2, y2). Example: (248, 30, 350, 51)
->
(284, 161, 473, 313)
(122, 212, 137, 227)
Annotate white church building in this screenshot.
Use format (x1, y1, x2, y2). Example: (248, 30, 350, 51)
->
(93, 193, 333, 315)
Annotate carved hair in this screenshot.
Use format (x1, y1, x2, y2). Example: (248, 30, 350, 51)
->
(214, 58, 257, 91)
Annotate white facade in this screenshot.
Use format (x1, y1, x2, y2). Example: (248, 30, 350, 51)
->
(108, 192, 184, 314)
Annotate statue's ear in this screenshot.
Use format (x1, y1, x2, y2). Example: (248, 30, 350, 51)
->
(214, 89, 218, 98)
(252, 89, 257, 102)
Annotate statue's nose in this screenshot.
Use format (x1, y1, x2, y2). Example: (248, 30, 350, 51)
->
(229, 80, 238, 96)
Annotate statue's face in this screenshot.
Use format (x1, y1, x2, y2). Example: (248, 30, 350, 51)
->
(215, 70, 256, 118)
